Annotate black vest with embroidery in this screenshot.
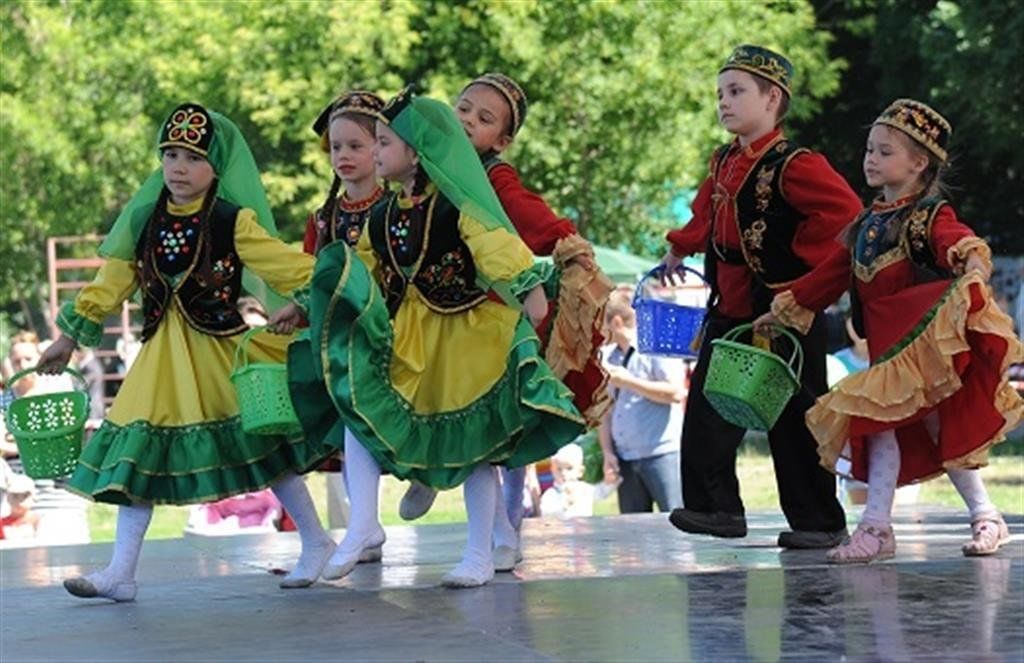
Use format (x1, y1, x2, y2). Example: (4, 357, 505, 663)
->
(713, 139, 811, 287)
(135, 199, 246, 342)
(367, 190, 487, 317)
(312, 191, 381, 254)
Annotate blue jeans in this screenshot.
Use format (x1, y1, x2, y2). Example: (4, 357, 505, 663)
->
(617, 451, 682, 513)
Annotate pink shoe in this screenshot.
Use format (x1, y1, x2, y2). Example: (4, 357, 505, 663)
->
(825, 523, 896, 564)
(962, 514, 1011, 557)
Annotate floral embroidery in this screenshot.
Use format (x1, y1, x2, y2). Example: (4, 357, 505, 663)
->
(754, 165, 775, 212)
(742, 218, 767, 252)
(907, 208, 930, 254)
(420, 249, 469, 294)
(165, 108, 208, 146)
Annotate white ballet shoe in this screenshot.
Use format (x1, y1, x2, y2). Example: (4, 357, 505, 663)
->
(279, 536, 335, 589)
(399, 482, 438, 521)
(493, 545, 521, 572)
(440, 558, 494, 588)
(322, 527, 386, 581)
(64, 572, 138, 602)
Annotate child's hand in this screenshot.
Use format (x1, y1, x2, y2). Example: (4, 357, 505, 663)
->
(602, 454, 620, 484)
(524, 285, 548, 325)
(267, 302, 304, 334)
(752, 312, 778, 337)
(569, 253, 597, 272)
(604, 364, 630, 388)
(964, 250, 991, 281)
(659, 251, 683, 285)
(36, 335, 76, 375)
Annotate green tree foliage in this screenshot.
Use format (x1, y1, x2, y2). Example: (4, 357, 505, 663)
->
(1, 0, 839, 310)
(800, 0, 1023, 252)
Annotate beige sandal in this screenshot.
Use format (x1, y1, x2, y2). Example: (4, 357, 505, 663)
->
(962, 514, 1010, 557)
(826, 523, 896, 564)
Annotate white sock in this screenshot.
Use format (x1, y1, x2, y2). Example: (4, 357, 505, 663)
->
(92, 503, 153, 586)
(946, 468, 997, 519)
(491, 467, 519, 550)
(334, 429, 382, 558)
(862, 429, 900, 528)
(272, 472, 330, 547)
(449, 464, 496, 582)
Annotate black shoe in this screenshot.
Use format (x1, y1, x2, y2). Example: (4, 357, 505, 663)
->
(668, 508, 748, 538)
(777, 528, 848, 549)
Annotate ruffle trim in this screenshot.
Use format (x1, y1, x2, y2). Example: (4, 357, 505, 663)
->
(551, 233, 593, 269)
(292, 283, 312, 317)
(810, 273, 1024, 474)
(947, 236, 992, 277)
(66, 417, 332, 506)
(56, 301, 105, 348)
(770, 290, 814, 335)
(545, 240, 613, 375)
(511, 262, 556, 299)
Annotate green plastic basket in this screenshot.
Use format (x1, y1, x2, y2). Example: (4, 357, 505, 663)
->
(703, 323, 804, 432)
(231, 327, 301, 436)
(4, 367, 89, 479)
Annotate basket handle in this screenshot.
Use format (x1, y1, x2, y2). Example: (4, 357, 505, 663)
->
(632, 264, 710, 308)
(721, 323, 804, 380)
(6, 366, 87, 391)
(232, 326, 267, 373)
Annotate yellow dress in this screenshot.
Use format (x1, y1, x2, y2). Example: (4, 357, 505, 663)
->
(59, 198, 331, 505)
(288, 188, 585, 489)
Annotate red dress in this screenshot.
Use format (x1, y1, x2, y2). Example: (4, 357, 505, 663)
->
(772, 197, 1024, 484)
(488, 162, 612, 427)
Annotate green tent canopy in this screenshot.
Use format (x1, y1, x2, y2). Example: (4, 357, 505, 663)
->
(537, 244, 704, 284)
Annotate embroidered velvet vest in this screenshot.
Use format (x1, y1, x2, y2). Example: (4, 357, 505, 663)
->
(367, 190, 487, 317)
(311, 188, 383, 254)
(848, 196, 950, 336)
(135, 199, 246, 341)
(713, 139, 811, 287)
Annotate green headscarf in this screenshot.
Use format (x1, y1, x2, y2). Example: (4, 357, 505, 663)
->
(382, 88, 516, 235)
(99, 106, 277, 260)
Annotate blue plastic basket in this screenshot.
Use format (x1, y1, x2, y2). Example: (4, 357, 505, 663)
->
(632, 266, 709, 358)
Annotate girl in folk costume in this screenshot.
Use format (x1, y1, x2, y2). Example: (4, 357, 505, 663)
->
(288, 87, 585, 587)
(756, 99, 1023, 563)
(303, 91, 386, 256)
(37, 103, 335, 600)
(298, 91, 385, 537)
(399, 73, 613, 531)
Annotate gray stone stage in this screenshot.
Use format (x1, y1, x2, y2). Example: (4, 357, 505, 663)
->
(1, 508, 1021, 661)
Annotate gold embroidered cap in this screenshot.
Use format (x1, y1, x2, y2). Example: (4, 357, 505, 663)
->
(313, 90, 386, 152)
(463, 73, 528, 135)
(873, 98, 952, 163)
(159, 103, 213, 157)
(720, 45, 793, 96)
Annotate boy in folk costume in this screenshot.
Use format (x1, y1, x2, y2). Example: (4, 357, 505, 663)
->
(662, 46, 859, 547)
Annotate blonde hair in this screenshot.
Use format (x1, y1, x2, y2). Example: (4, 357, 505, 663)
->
(603, 290, 636, 326)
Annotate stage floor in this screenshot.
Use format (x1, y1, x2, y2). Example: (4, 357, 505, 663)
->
(2, 507, 1021, 661)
